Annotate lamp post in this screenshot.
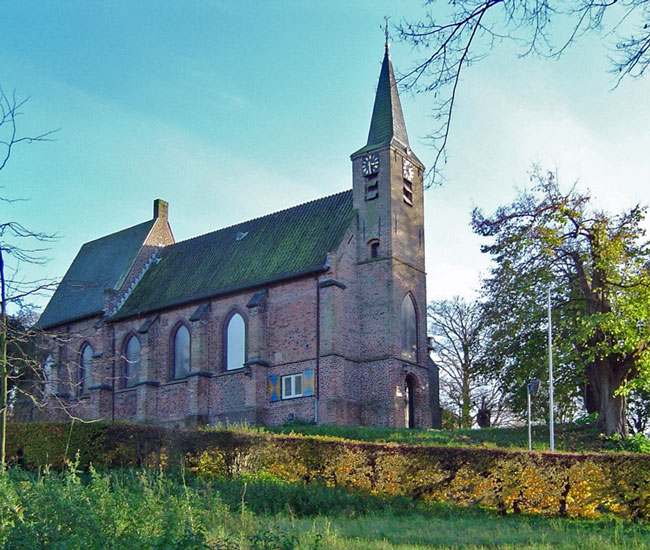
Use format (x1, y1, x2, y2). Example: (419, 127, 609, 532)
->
(548, 287, 555, 452)
(527, 379, 540, 450)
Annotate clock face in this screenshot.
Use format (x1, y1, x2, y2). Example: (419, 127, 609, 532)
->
(361, 153, 380, 176)
(402, 158, 415, 182)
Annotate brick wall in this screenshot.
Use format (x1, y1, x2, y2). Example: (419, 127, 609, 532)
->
(38, 144, 433, 429)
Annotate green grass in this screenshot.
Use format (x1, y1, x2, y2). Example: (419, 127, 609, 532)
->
(1, 466, 649, 549)
(263, 422, 611, 453)
(307, 511, 650, 549)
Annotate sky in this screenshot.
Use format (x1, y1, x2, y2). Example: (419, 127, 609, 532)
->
(1, 1, 649, 314)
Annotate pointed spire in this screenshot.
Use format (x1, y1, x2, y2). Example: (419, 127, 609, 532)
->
(354, 45, 410, 157)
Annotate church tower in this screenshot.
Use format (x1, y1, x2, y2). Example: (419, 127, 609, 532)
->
(350, 44, 430, 428)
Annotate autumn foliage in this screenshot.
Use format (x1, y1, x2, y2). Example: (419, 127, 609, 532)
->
(6, 422, 650, 520)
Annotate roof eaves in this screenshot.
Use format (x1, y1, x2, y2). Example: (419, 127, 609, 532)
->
(351, 138, 413, 159)
(37, 310, 104, 331)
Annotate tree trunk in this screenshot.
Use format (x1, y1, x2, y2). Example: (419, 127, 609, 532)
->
(587, 358, 628, 437)
(0, 247, 7, 471)
(597, 392, 627, 436)
(461, 378, 471, 428)
(583, 373, 600, 415)
(476, 397, 491, 428)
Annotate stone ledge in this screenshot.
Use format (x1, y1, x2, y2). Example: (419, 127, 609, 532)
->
(186, 370, 213, 378)
(134, 380, 161, 387)
(318, 278, 347, 290)
(88, 384, 112, 391)
(214, 366, 251, 377)
(244, 358, 270, 367)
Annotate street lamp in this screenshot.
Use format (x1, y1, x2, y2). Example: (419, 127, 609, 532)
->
(527, 379, 540, 450)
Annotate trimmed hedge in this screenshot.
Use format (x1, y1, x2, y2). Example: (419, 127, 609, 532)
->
(5, 422, 254, 470)
(6, 422, 650, 520)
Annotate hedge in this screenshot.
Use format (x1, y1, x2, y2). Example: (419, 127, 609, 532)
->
(5, 422, 254, 470)
(6, 422, 650, 520)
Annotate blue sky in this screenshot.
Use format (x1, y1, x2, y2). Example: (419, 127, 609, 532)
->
(2, 1, 649, 312)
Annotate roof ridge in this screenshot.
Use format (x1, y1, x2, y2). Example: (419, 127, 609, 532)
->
(171, 189, 352, 247)
(109, 250, 162, 316)
(80, 219, 155, 248)
(36, 218, 158, 329)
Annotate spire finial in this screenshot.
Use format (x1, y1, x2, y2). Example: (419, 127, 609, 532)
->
(383, 16, 390, 52)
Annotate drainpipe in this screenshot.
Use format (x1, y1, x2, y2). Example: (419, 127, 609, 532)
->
(315, 275, 320, 424)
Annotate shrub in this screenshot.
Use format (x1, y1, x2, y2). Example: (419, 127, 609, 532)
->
(7, 421, 650, 520)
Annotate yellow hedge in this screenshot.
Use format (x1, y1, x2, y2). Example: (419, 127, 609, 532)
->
(7, 422, 650, 520)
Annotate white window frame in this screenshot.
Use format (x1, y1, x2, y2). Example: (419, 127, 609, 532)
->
(43, 355, 55, 395)
(80, 344, 94, 396)
(281, 373, 303, 399)
(226, 313, 246, 371)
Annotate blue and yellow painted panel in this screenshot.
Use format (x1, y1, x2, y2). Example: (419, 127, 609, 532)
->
(269, 375, 280, 402)
(303, 370, 314, 397)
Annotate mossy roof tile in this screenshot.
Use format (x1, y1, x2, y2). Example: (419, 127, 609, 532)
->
(37, 220, 155, 329)
(113, 190, 354, 319)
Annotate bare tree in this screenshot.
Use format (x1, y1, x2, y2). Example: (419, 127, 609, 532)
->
(428, 296, 505, 427)
(1, 87, 58, 470)
(396, 1, 650, 185)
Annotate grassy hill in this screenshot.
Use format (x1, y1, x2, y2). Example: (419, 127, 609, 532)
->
(4, 421, 650, 548)
(263, 422, 616, 453)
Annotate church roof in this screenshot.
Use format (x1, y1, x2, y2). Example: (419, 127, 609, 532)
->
(352, 46, 410, 157)
(112, 190, 354, 320)
(37, 220, 156, 329)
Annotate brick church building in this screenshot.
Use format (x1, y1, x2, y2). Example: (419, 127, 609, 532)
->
(36, 46, 441, 429)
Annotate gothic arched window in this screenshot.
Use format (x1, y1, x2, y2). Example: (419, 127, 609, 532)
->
(405, 374, 416, 429)
(43, 355, 55, 395)
(368, 239, 380, 259)
(226, 313, 246, 371)
(173, 324, 191, 379)
(401, 294, 418, 359)
(80, 344, 93, 396)
(124, 335, 141, 388)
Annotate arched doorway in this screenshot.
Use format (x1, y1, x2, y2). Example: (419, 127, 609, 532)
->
(405, 375, 416, 429)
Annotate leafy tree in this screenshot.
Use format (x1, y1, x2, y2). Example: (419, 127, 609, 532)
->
(397, 1, 650, 184)
(2, 310, 50, 420)
(480, 258, 584, 426)
(473, 167, 650, 436)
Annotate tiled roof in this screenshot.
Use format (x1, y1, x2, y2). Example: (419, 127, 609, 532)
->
(113, 190, 354, 319)
(37, 220, 155, 329)
(352, 47, 410, 157)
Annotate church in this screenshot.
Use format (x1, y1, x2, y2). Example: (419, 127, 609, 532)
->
(36, 46, 441, 429)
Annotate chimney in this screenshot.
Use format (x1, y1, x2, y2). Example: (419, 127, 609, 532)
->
(153, 199, 168, 220)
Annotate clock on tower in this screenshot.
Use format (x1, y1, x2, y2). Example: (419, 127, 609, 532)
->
(361, 153, 380, 176)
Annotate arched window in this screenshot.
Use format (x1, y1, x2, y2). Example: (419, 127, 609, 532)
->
(226, 313, 246, 371)
(405, 375, 416, 429)
(173, 324, 191, 378)
(124, 335, 141, 388)
(43, 355, 55, 395)
(80, 344, 93, 396)
(401, 294, 417, 359)
(368, 239, 380, 259)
